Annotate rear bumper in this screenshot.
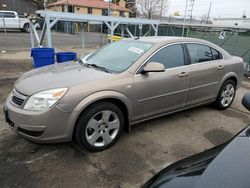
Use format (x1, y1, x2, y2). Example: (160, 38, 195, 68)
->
(3, 96, 77, 144)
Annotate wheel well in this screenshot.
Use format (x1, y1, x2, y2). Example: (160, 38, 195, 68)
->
(23, 23, 29, 27)
(73, 98, 130, 139)
(226, 77, 237, 87)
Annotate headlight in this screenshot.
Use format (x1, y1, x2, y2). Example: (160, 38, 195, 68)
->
(23, 88, 68, 111)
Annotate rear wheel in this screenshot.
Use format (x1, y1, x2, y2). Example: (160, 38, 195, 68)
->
(215, 80, 236, 110)
(75, 101, 124, 152)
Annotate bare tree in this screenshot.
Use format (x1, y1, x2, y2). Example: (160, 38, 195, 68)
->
(35, 0, 57, 9)
(137, 0, 168, 19)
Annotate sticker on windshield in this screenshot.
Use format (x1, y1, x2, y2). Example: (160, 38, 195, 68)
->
(128, 47, 144, 54)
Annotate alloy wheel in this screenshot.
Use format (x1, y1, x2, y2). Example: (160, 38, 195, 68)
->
(220, 83, 235, 107)
(85, 110, 120, 147)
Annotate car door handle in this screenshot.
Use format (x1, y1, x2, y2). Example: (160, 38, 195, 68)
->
(179, 72, 189, 77)
(217, 65, 224, 70)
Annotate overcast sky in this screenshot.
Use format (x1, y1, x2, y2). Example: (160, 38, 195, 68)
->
(165, 0, 250, 19)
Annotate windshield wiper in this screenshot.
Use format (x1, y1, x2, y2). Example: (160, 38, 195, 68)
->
(77, 59, 111, 73)
(85, 63, 111, 73)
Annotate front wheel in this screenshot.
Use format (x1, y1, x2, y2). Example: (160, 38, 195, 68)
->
(75, 101, 124, 152)
(215, 80, 236, 110)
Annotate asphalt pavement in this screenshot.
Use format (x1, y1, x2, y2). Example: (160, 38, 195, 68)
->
(0, 30, 107, 51)
(0, 31, 250, 187)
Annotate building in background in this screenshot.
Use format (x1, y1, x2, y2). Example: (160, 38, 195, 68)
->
(0, 0, 37, 14)
(48, 0, 131, 17)
(213, 17, 250, 28)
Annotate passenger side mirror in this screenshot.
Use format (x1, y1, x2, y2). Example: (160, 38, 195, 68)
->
(242, 92, 250, 111)
(141, 62, 165, 74)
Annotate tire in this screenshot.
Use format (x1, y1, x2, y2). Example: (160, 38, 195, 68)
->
(75, 101, 124, 152)
(23, 23, 30, 33)
(215, 80, 236, 110)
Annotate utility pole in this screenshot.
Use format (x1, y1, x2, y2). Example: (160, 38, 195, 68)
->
(160, 0, 164, 21)
(44, 0, 47, 10)
(243, 9, 246, 18)
(188, 0, 195, 23)
(182, 0, 188, 37)
(108, 0, 111, 16)
(206, 2, 212, 23)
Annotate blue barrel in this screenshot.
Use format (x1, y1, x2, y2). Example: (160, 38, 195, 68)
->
(31, 48, 55, 68)
(56, 52, 77, 63)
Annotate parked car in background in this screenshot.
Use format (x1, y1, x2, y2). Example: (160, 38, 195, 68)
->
(3, 37, 244, 151)
(0, 10, 39, 32)
(143, 92, 250, 188)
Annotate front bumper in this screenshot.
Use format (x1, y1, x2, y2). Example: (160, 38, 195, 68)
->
(3, 96, 77, 143)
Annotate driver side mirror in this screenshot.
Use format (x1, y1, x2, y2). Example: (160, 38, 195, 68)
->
(242, 92, 250, 111)
(141, 62, 165, 74)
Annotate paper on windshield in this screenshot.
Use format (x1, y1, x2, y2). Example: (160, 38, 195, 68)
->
(128, 47, 144, 54)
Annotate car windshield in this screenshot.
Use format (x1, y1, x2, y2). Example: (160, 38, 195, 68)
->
(82, 40, 153, 73)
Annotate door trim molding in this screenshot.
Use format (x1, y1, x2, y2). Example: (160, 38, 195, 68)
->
(138, 88, 189, 102)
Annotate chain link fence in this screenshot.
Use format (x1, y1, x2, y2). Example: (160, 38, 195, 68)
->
(1, 20, 250, 75)
(129, 24, 250, 75)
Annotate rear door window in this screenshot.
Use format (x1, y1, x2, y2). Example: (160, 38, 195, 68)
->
(186, 44, 213, 64)
(148, 44, 185, 69)
(211, 48, 223, 60)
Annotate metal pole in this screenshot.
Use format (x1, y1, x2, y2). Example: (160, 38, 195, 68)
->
(243, 9, 246, 18)
(46, 16, 52, 47)
(160, 0, 164, 21)
(108, 0, 111, 16)
(182, 0, 188, 37)
(108, 0, 111, 44)
(189, 0, 195, 23)
(206, 2, 212, 23)
(67, 0, 69, 34)
(2, 15, 6, 33)
(121, 24, 124, 38)
(155, 24, 158, 36)
(39, 21, 47, 46)
(110, 22, 114, 43)
(2, 15, 7, 52)
(100, 23, 103, 46)
(29, 20, 35, 48)
(44, 0, 47, 10)
(81, 23, 85, 54)
(186, 27, 190, 37)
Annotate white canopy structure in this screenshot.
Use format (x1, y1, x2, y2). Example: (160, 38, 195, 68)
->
(29, 10, 160, 48)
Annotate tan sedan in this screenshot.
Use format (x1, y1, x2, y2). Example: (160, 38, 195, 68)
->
(4, 37, 244, 151)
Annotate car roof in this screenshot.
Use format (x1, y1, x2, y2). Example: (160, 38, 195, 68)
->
(124, 36, 231, 58)
(128, 36, 210, 45)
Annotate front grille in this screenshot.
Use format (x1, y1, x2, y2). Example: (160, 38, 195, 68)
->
(11, 89, 27, 107)
(12, 96, 25, 106)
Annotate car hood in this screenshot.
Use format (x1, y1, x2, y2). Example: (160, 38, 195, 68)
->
(143, 125, 250, 188)
(14, 61, 112, 96)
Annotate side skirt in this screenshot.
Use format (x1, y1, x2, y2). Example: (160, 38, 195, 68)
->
(129, 99, 216, 127)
